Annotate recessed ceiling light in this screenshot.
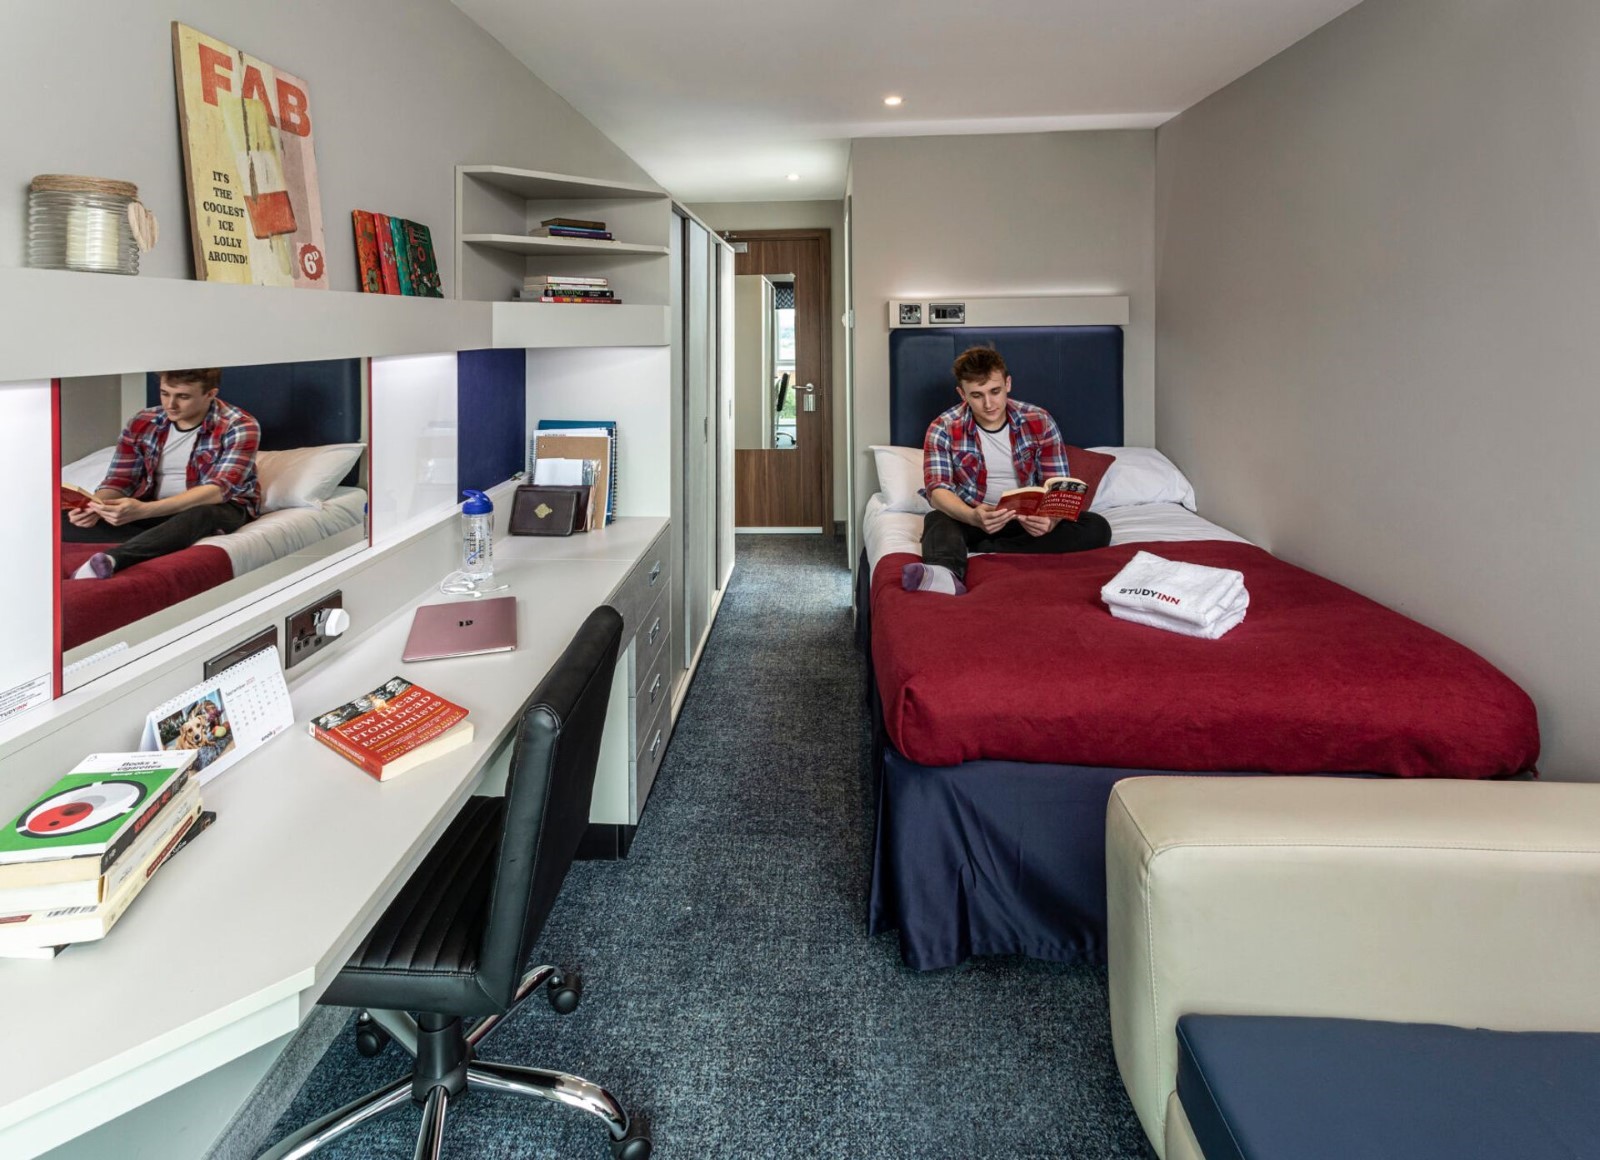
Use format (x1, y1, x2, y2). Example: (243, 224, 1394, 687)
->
(786, 173, 800, 181)
(884, 95, 903, 107)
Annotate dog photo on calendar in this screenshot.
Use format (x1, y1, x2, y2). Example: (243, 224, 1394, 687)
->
(156, 691, 236, 772)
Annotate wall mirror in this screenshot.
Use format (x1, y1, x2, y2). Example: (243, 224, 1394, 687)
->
(733, 273, 800, 451)
(57, 358, 370, 690)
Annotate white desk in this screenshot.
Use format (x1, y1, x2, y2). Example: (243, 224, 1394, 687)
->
(0, 517, 668, 1159)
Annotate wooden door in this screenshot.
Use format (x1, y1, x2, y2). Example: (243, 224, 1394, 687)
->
(728, 230, 832, 532)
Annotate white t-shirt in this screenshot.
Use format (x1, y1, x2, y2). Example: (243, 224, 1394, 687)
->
(155, 423, 200, 500)
(977, 421, 1017, 505)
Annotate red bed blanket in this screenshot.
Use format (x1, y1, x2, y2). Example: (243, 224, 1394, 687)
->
(871, 542, 1538, 777)
(60, 542, 234, 652)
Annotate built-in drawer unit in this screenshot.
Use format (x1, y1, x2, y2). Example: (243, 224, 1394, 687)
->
(608, 526, 671, 644)
(632, 696, 669, 812)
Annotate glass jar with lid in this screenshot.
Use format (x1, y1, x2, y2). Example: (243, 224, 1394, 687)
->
(27, 175, 148, 275)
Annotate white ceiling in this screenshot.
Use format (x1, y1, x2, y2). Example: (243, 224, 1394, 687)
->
(451, 0, 1363, 204)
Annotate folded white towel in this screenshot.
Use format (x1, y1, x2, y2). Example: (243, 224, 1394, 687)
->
(1101, 550, 1249, 638)
(1108, 601, 1248, 640)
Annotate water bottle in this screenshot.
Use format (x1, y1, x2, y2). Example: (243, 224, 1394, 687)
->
(461, 489, 494, 582)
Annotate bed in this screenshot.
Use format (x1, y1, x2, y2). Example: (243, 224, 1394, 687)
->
(862, 326, 1540, 971)
(59, 359, 367, 654)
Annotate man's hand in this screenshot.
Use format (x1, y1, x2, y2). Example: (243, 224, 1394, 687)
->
(1017, 514, 1059, 537)
(67, 505, 102, 528)
(970, 503, 1016, 534)
(90, 497, 147, 527)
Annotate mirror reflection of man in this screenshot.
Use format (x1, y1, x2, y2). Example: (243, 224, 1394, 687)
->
(64, 368, 261, 579)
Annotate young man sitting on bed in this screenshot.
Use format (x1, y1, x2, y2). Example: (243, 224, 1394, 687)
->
(903, 345, 1111, 594)
(63, 367, 261, 580)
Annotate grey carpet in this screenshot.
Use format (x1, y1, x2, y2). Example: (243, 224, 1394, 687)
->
(266, 534, 1154, 1159)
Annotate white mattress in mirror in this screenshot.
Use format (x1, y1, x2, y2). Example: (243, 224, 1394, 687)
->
(197, 486, 368, 573)
(861, 493, 1250, 575)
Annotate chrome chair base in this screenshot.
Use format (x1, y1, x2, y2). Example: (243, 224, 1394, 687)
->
(260, 967, 648, 1159)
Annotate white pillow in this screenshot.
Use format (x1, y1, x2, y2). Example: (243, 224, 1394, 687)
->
(869, 445, 931, 515)
(257, 443, 366, 512)
(62, 445, 116, 492)
(1088, 446, 1198, 512)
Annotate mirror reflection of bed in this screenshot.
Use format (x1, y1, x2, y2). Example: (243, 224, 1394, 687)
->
(57, 359, 369, 678)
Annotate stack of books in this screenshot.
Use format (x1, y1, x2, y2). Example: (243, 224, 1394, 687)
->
(529, 216, 614, 241)
(517, 275, 620, 305)
(0, 752, 213, 959)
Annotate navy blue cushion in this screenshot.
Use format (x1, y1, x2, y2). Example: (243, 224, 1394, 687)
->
(1177, 1015, 1600, 1160)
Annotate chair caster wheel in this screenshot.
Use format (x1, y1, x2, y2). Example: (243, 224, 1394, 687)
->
(548, 971, 582, 1015)
(353, 1012, 390, 1057)
(610, 1127, 651, 1160)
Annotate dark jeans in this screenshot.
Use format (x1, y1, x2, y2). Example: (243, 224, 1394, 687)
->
(922, 508, 1112, 581)
(62, 504, 251, 571)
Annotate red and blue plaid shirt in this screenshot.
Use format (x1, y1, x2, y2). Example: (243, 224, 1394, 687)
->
(99, 398, 262, 518)
(922, 399, 1070, 506)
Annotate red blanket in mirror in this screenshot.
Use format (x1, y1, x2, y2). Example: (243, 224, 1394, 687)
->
(59, 542, 234, 653)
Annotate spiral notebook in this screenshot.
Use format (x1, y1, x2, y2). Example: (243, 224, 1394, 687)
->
(139, 647, 294, 786)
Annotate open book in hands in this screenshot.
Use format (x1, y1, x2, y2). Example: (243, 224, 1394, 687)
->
(60, 483, 96, 512)
(995, 476, 1089, 522)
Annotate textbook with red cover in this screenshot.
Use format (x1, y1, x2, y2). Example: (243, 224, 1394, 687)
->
(309, 677, 472, 781)
(995, 476, 1089, 521)
(60, 483, 96, 511)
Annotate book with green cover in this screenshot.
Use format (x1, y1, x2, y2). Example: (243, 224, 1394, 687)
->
(0, 752, 198, 870)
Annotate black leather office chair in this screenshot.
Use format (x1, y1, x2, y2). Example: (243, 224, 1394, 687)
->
(263, 606, 651, 1159)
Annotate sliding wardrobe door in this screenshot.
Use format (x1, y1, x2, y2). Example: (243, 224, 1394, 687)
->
(683, 218, 713, 665)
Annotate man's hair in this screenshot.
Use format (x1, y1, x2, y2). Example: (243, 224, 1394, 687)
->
(952, 346, 1007, 387)
(160, 368, 222, 393)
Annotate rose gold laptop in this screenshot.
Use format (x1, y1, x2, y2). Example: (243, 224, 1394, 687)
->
(402, 597, 519, 662)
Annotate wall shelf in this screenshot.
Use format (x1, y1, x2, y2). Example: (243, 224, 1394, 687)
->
(457, 166, 665, 202)
(491, 302, 669, 348)
(0, 267, 492, 382)
(462, 233, 669, 258)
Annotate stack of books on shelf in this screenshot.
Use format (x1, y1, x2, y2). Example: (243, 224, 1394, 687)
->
(529, 216, 614, 241)
(516, 275, 621, 305)
(0, 752, 214, 959)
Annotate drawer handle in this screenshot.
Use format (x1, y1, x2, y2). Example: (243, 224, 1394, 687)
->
(649, 729, 662, 759)
(649, 673, 662, 704)
(648, 616, 662, 646)
(647, 561, 662, 587)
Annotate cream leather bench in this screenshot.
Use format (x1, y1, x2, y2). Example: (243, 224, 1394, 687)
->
(1105, 776, 1600, 1159)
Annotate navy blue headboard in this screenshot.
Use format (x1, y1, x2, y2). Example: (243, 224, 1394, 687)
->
(146, 359, 364, 450)
(888, 326, 1123, 448)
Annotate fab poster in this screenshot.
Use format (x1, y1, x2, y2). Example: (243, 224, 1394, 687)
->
(171, 22, 327, 288)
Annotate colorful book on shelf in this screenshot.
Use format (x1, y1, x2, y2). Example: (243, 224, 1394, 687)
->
(0, 752, 197, 884)
(0, 782, 200, 912)
(541, 217, 607, 230)
(533, 274, 608, 286)
(60, 482, 96, 511)
(401, 219, 443, 298)
(372, 212, 401, 294)
(536, 296, 623, 304)
(535, 420, 618, 524)
(389, 216, 415, 295)
(352, 210, 384, 294)
(310, 677, 473, 781)
(0, 802, 208, 956)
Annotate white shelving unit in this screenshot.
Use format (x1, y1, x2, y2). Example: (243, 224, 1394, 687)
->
(0, 267, 491, 382)
(455, 164, 674, 350)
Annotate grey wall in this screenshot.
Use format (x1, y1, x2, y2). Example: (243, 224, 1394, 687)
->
(2, 0, 651, 294)
(1156, 0, 1600, 779)
(58, 375, 124, 462)
(687, 199, 849, 522)
(847, 132, 1156, 535)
